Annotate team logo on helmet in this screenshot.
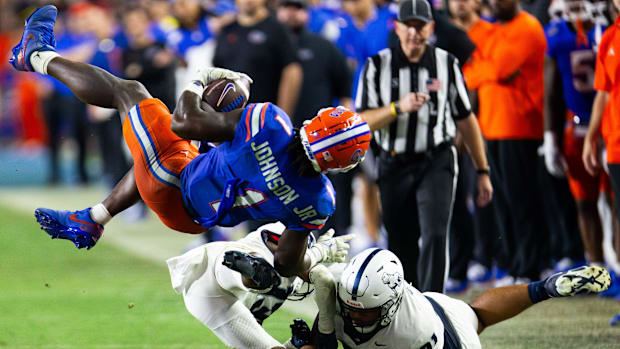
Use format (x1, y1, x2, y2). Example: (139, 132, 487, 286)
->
(381, 272, 403, 295)
(350, 149, 363, 163)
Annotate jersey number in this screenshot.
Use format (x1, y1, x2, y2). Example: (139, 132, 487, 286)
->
(570, 50, 595, 93)
(209, 189, 267, 212)
(419, 333, 438, 349)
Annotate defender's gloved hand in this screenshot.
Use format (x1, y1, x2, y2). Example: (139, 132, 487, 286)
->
(285, 318, 312, 348)
(307, 229, 354, 266)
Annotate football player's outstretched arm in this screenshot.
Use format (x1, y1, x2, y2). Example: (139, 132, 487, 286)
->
(274, 229, 314, 277)
(275, 228, 353, 277)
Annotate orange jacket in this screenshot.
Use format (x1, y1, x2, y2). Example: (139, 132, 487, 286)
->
(595, 16, 620, 163)
(468, 12, 547, 140)
(463, 18, 495, 90)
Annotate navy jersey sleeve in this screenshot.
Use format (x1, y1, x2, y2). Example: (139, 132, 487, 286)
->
(232, 102, 294, 145)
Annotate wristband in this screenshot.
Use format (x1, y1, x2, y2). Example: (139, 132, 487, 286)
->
(476, 168, 491, 176)
(390, 101, 401, 116)
(184, 80, 204, 97)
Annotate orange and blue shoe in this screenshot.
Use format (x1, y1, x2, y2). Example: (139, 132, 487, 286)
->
(35, 208, 103, 250)
(9, 5, 58, 71)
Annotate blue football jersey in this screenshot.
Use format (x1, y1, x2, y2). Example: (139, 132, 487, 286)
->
(545, 20, 605, 124)
(181, 103, 336, 231)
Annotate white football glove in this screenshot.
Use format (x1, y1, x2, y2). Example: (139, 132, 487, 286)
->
(542, 131, 568, 178)
(194, 67, 253, 99)
(307, 229, 354, 266)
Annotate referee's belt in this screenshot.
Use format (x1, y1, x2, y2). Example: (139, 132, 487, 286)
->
(382, 142, 452, 162)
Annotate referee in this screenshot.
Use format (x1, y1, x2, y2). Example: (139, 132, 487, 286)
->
(356, 0, 492, 292)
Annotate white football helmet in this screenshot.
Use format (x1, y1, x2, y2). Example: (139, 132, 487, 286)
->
(337, 248, 405, 335)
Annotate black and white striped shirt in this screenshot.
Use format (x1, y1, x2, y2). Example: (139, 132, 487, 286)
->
(356, 44, 471, 155)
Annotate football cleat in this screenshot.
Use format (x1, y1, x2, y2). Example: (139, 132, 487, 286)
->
(222, 250, 281, 291)
(9, 5, 58, 71)
(544, 265, 611, 297)
(598, 270, 620, 298)
(610, 313, 620, 327)
(35, 207, 103, 250)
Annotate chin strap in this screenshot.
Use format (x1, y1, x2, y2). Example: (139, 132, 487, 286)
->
(299, 124, 324, 173)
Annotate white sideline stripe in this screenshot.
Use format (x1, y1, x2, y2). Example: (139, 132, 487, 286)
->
(129, 107, 180, 188)
(309, 124, 370, 153)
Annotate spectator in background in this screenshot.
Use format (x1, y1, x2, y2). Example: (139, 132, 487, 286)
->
(148, 0, 180, 33)
(43, 2, 97, 184)
(214, 0, 302, 117)
(277, 0, 378, 242)
(447, 0, 496, 290)
(84, 3, 132, 186)
(428, 2, 476, 66)
(467, 0, 548, 285)
(168, 0, 213, 58)
(121, 4, 177, 109)
(584, 0, 620, 303)
(356, 0, 492, 292)
(584, 0, 620, 326)
(167, 0, 230, 99)
(543, 0, 604, 272)
(339, 0, 396, 98)
(276, 0, 352, 126)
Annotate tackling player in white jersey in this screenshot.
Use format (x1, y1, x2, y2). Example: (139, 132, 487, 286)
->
(166, 222, 352, 349)
(301, 248, 610, 349)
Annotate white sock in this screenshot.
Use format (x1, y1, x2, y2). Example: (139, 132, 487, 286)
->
(90, 203, 112, 225)
(29, 50, 60, 75)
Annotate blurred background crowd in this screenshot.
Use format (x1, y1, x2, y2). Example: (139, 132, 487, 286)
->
(2, 0, 620, 307)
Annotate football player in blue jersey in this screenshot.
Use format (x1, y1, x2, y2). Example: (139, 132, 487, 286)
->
(542, 0, 608, 270)
(7, 6, 421, 281)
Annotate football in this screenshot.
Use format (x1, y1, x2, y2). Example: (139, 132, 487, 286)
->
(201, 78, 249, 112)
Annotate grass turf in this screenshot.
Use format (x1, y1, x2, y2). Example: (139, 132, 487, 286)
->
(0, 204, 309, 348)
(1, 203, 619, 348)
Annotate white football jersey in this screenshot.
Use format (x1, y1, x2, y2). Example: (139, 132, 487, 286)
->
(334, 283, 445, 349)
(329, 264, 481, 349)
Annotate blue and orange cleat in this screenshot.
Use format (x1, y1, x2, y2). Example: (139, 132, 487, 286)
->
(35, 208, 103, 250)
(9, 5, 58, 71)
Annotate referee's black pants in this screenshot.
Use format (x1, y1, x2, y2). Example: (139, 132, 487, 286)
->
(378, 145, 457, 292)
(487, 140, 549, 280)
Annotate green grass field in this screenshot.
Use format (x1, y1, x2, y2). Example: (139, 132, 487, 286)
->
(1, 202, 620, 348)
(0, 204, 311, 348)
